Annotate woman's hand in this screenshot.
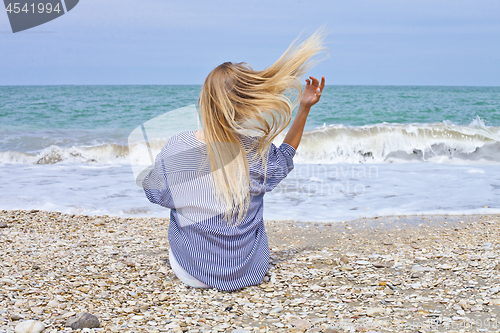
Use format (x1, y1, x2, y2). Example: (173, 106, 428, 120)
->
(300, 76, 325, 108)
(283, 76, 326, 149)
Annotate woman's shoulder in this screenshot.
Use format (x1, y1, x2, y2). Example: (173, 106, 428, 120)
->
(162, 131, 198, 146)
(170, 130, 194, 140)
(159, 131, 207, 158)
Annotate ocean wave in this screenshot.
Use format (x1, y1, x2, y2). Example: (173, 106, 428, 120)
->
(0, 144, 131, 165)
(1, 119, 499, 165)
(288, 117, 500, 164)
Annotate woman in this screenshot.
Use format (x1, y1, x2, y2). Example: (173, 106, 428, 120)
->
(143, 30, 326, 291)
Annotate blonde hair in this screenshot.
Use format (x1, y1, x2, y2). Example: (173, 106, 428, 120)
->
(198, 29, 326, 224)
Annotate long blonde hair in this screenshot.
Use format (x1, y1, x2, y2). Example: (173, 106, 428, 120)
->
(198, 29, 326, 224)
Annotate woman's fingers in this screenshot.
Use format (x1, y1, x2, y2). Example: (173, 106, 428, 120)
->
(309, 76, 321, 93)
(310, 76, 319, 86)
(319, 76, 326, 92)
(306, 76, 325, 95)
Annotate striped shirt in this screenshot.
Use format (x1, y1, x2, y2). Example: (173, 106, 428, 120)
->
(143, 130, 295, 291)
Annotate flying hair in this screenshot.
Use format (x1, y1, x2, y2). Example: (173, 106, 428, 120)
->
(198, 28, 328, 224)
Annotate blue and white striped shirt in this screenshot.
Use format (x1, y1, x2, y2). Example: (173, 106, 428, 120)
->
(143, 130, 295, 291)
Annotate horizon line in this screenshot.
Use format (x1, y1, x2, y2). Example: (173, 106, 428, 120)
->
(1, 83, 500, 88)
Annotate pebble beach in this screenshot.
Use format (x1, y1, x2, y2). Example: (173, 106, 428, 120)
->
(2, 210, 500, 333)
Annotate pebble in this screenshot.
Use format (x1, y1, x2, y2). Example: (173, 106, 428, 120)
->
(60, 312, 76, 319)
(65, 313, 100, 329)
(0, 222, 8, 228)
(411, 264, 434, 272)
(46, 300, 59, 308)
(489, 286, 500, 294)
(384, 286, 395, 295)
(373, 263, 391, 268)
(14, 320, 45, 333)
(269, 307, 283, 313)
(291, 319, 311, 329)
(366, 307, 385, 317)
(310, 284, 322, 291)
(490, 299, 500, 305)
(10, 314, 24, 321)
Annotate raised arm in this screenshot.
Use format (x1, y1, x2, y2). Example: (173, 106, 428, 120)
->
(283, 76, 325, 150)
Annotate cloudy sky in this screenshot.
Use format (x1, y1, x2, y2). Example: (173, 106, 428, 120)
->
(1, 0, 499, 85)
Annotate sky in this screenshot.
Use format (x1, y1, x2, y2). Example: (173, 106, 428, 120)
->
(0, 0, 499, 86)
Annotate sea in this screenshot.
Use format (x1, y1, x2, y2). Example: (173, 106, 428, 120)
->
(1, 85, 499, 222)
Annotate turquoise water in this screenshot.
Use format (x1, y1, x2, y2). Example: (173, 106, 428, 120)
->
(313, 86, 500, 127)
(1, 85, 499, 133)
(0, 85, 201, 131)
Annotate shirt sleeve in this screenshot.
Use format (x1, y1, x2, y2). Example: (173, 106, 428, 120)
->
(142, 145, 175, 209)
(251, 142, 296, 193)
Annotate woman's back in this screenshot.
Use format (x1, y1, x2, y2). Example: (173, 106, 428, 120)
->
(143, 130, 296, 290)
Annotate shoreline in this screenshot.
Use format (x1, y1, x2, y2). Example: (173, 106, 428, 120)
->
(1, 210, 500, 332)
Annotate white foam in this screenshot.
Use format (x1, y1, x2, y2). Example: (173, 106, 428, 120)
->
(264, 163, 500, 222)
(1, 118, 499, 166)
(468, 168, 485, 174)
(275, 119, 500, 165)
(1, 162, 497, 223)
